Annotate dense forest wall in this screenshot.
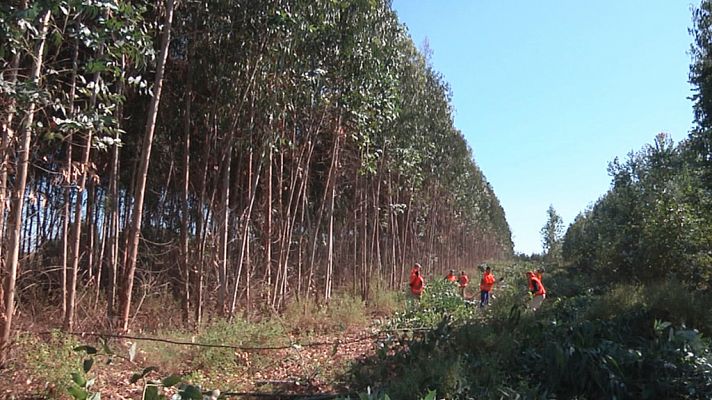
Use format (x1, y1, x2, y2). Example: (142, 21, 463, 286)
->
(0, 0, 512, 355)
(561, 1, 712, 289)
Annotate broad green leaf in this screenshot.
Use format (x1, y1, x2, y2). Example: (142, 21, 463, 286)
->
(130, 366, 159, 383)
(67, 385, 88, 400)
(130, 373, 143, 384)
(161, 374, 182, 387)
(74, 346, 98, 355)
(83, 358, 94, 373)
(179, 385, 203, 400)
(144, 385, 159, 400)
(72, 372, 87, 387)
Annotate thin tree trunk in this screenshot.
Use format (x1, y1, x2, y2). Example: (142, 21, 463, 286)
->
(0, 9, 51, 365)
(307, 132, 340, 301)
(0, 14, 26, 314)
(180, 77, 192, 325)
(86, 182, 96, 281)
(106, 57, 124, 320)
(264, 146, 272, 301)
(217, 145, 231, 315)
(119, 0, 174, 332)
(229, 150, 263, 317)
(65, 52, 102, 331)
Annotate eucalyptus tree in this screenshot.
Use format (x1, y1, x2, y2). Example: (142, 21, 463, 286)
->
(118, 0, 175, 332)
(0, 0, 52, 366)
(541, 205, 563, 262)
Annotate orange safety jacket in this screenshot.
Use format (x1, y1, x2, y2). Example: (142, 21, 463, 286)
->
(410, 275, 424, 295)
(446, 273, 457, 282)
(527, 272, 535, 292)
(410, 268, 419, 284)
(530, 276, 546, 297)
(458, 274, 469, 287)
(480, 272, 495, 292)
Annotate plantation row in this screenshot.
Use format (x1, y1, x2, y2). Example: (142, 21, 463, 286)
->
(0, 0, 512, 365)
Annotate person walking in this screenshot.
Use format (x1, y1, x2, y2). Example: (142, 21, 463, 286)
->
(526, 271, 546, 311)
(445, 269, 457, 283)
(458, 270, 469, 298)
(410, 263, 422, 285)
(410, 269, 425, 299)
(479, 266, 495, 307)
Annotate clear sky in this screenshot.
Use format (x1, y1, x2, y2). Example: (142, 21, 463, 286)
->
(391, 1, 696, 255)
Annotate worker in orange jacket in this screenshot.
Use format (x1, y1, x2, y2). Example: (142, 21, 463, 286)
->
(479, 266, 496, 307)
(526, 271, 546, 311)
(445, 269, 457, 283)
(410, 270, 425, 298)
(409, 263, 422, 285)
(458, 270, 469, 298)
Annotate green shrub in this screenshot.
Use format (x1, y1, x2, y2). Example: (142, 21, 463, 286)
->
(14, 330, 82, 397)
(283, 296, 325, 334)
(368, 283, 404, 316)
(193, 318, 286, 373)
(348, 263, 712, 400)
(328, 292, 368, 330)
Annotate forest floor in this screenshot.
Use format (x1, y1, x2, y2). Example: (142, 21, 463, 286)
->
(1, 303, 389, 399)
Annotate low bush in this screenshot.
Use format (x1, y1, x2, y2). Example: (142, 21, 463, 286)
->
(12, 330, 82, 397)
(348, 263, 712, 399)
(328, 292, 368, 331)
(192, 318, 287, 373)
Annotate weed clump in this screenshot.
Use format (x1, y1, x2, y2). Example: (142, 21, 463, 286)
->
(11, 330, 82, 397)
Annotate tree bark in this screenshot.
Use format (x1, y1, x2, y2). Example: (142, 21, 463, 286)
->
(0, 11, 25, 316)
(180, 75, 192, 325)
(65, 49, 102, 330)
(118, 0, 175, 332)
(0, 9, 51, 366)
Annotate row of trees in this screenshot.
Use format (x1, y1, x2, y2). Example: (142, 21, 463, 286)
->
(561, 0, 712, 288)
(0, 0, 512, 364)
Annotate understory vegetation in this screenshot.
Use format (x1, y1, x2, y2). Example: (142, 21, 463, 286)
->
(350, 264, 712, 400)
(6, 262, 712, 399)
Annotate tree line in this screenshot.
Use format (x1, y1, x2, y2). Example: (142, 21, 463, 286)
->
(561, 1, 712, 289)
(0, 0, 512, 364)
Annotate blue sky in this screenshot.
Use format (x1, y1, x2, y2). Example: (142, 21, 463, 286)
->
(391, 1, 696, 254)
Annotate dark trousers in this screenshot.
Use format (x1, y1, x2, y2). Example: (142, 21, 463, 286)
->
(480, 290, 490, 307)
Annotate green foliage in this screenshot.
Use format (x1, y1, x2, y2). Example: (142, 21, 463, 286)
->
(389, 279, 475, 329)
(540, 204, 564, 261)
(350, 265, 712, 399)
(368, 280, 405, 316)
(328, 292, 369, 330)
(192, 318, 286, 373)
(562, 133, 712, 287)
(13, 330, 82, 397)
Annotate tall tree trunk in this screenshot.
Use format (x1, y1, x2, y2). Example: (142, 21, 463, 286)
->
(86, 182, 96, 281)
(0, 9, 51, 365)
(65, 53, 102, 331)
(0, 9, 26, 315)
(119, 0, 174, 332)
(180, 77, 192, 325)
(264, 146, 272, 301)
(194, 119, 213, 327)
(217, 145, 232, 315)
(229, 150, 263, 317)
(307, 132, 341, 301)
(106, 57, 124, 320)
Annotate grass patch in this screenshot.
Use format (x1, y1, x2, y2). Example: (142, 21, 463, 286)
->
(12, 330, 82, 398)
